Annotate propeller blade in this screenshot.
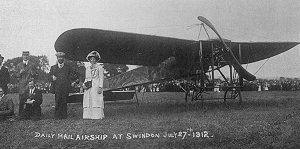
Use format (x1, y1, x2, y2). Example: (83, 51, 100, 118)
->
(198, 16, 256, 81)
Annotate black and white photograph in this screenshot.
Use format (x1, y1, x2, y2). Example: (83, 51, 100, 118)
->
(1, 0, 300, 148)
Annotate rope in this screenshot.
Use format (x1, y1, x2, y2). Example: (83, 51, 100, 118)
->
(254, 58, 270, 75)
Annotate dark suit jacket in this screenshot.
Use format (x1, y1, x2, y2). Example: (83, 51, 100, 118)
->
(22, 87, 42, 119)
(23, 87, 43, 106)
(0, 66, 10, 94)
(49, 64, 78, 93)
(15, 61, 38, 94)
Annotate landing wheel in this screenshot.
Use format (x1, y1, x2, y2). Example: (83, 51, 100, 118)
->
(185, 86, 205, 103)
(224, 87, 242, 105)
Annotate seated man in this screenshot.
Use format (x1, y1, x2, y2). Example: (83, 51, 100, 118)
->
(0, 86, 14, 121)
(21, 79, 42, 121)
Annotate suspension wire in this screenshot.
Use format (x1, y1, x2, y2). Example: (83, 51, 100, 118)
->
(197, 24, 203, 40)
(194, 23, 211, 40)
(185, 23, 213, 46)
(187, 24, 200, 30)
(202, 24, 211, 40)
(254, 58, 270, 75)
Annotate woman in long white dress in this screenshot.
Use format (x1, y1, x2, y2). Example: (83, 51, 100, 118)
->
(83, 51, 104, 119)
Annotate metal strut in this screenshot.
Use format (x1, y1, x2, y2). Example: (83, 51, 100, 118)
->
(185, 23, 244, 106)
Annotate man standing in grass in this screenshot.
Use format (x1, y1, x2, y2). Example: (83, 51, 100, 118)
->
(15, 51, 38, 119)
(49, 52, 79, 119)
(0, 86, 14, 121)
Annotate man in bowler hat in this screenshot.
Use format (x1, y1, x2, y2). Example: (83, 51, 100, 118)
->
(49, 52, 78, 119)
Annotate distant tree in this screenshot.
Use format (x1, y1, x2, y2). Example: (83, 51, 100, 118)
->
(3, 55, 50, 84)
(52, 60, 129, 79)
(39, 56, 49, 73)
(103, 63, 129, 78)
(65, 60, 86, 82)
(279, 77, 285, 82)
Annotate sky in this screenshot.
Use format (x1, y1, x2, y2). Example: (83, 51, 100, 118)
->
(1, 0, 299, 79)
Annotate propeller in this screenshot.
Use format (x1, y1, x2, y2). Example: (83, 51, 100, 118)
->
(197, 16, 256, 81)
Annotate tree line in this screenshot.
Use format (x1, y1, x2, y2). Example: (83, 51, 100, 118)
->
(3, 55, 129, 93)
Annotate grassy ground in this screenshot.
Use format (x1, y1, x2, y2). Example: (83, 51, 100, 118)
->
(1, 91, 300, 149)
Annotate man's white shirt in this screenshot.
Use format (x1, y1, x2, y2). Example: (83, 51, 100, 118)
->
(23, 60, 28, 65)
(58, 63, 64, 68)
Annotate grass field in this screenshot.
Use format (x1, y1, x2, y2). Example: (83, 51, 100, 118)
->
(1, 91, 300, 149)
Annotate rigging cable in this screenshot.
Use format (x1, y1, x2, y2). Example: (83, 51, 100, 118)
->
(254, 58, 270, 75)
(197, 24, 203, 40)
(202, 24, 211, 40)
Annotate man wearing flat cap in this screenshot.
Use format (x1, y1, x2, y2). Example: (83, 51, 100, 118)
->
(0, 54, 10, 95)
(49, 52, 79, 119)
(15, 51, 38, 119)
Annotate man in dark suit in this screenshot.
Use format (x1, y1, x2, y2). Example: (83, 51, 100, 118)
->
(0, 54, 10, 95)
(21, 79, 42, 121)
(49, 52, 78, 119)
(15, 51, 38, 118)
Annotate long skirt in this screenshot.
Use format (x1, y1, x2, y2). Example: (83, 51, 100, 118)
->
(83, 107, 104, 119)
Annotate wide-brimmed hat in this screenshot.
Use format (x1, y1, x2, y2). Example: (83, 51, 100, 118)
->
(22, 51, 30, 56)
(55, 52, 66, 57)
(0, 54, 4, 59)
(86, 51, 101, 62)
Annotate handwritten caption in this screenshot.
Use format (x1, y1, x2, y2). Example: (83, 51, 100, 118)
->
(34, 128, 213, 141)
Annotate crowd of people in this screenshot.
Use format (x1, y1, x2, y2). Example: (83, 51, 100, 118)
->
(242, 79, 300, 91)
(0, 51, 104, 121)
(134, 78, 300, 93)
